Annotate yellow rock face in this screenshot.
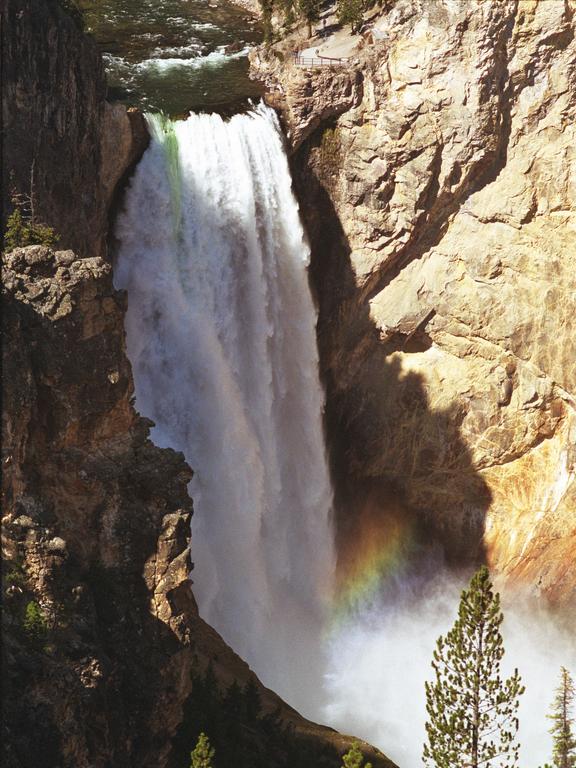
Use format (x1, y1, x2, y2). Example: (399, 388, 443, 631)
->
(256, 0, 576, 603)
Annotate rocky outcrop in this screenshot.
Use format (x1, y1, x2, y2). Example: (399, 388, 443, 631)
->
(252, 0, 576, 603)
(2, 245, 193, 767)
(1, 0, 148, 258)
(1, 246, 395, 768)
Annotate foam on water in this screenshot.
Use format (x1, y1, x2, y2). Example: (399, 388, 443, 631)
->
(134, 46, 251, 73)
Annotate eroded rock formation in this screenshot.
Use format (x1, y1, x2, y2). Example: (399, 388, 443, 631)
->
(2, 245, 194, 766)
(252, 0, 576, 603)
(230, 0, 262, 17)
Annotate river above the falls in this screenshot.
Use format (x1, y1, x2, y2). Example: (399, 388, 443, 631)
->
(80, 0, 263, 115)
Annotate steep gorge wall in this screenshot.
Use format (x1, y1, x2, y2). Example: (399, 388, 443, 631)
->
(253, 0, 576, 603)
(2, 246, 196, 766)
(1, 0, 148, 258)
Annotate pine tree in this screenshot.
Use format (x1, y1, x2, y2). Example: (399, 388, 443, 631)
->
(190, 732, 215, 768)
(298, 0, 321, 37)
(224, 679, 243, 717)
(280, 0, 296, 29)
(243, 679, 262, 722)
(336, 0, 364, 32)
(3, 209, 59, 251)
(4, 209, 32, 251)
(341, 741, 372, 768)
(548, 667, 576, 768)
(4, 165, 59, 251)
(259, 0, 275, 41)
(23, 600, 48, 646)
(423, 566, 524, 768)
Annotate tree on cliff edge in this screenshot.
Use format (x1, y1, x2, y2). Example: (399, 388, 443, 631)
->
(190, 732, 215, 768)
(341, 741, 372, 768)
(548, 667, 576, 768)
(298, 0, 321, 37)
(336, 0, 364, 33)
(423, 566, 524, 768)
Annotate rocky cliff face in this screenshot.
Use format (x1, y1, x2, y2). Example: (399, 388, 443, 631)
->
(2, 245, 194, 766)
(230, 0, 262, 17)
(252, 0, 576, 603)
(1, 0, 148, 258)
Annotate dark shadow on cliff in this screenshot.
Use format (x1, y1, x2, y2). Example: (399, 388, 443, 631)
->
(168, 667, 345, 768)
(290, 122, 493, 594)
(1, 0, 109, 258)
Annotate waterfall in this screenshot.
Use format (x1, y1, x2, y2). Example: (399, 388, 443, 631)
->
(114, 104, 335, 715)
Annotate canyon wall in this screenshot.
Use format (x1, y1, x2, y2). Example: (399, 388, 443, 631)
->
(252, 0, 576, 603)
(1, 0, 148, 258)
(2, 245, 195, 766)
(230, 0, 262, 17)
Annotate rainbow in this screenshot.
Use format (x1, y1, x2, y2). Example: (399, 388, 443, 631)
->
(330, 495, 419, 624)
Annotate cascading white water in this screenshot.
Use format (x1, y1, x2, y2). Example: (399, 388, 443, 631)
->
(114, 104, 335, 715)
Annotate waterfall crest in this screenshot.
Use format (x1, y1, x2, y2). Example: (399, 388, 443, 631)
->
(114, 104, 335, 714)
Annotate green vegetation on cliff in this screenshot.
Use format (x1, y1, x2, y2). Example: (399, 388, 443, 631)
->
(22, 600, 49, 648)
(336, 0, 364, 32)
(298, 0, 322, 37)
(3, 209, 59, 251)
(259, 0, 321, 39)
(190, 733, 215, 768)
(170, 665, 341, 768)
(258, 0, 380, 39)
(341, 742, 372, 768)
(3, 174, 59, 252)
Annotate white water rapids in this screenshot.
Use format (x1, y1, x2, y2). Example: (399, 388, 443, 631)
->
(114, 103, 575, 768)
(114, 105, 335, 716)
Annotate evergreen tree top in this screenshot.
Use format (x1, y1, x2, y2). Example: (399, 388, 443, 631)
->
(423, 566, 524, 768)
(341, 741, 372, 768)
(190, 732, 215, 768)
(548, 667, 576, 768)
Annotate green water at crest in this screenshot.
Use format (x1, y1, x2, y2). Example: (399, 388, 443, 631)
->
(79, 0, 263, 115)
(148, 114, 182, 234)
